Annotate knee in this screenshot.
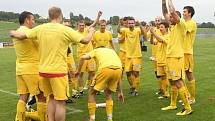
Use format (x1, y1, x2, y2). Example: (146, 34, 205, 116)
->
(19, 94, 29, 103)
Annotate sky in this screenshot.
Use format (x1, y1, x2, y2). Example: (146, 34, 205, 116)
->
(0, 0, 214, 23)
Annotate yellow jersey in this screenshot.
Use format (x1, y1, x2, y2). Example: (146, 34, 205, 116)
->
(147, 28, 161, 57)
(92, 30, 112, 48)
(118, 28, 126, 52)
(13, 26, 39, 75)
(121, 28, 142, 58)
(77, 28, 94, 57)
(87, 47, 122, 70)
(156, 34, 169, 65)
(167, 19, 186, 58)
(184, 19, 197, 54)
(25, 23, 83, 74)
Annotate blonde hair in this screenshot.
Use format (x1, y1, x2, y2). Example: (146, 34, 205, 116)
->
(48, 7, 62, 20)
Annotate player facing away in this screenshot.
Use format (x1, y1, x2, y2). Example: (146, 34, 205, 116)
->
(75, 47, 124, 121)
(10, 6, 95, 121)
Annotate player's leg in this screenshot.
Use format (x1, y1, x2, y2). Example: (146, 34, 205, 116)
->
(15, 75, 29, 121)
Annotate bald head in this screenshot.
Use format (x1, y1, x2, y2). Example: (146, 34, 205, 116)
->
(155, 16, 162, 27)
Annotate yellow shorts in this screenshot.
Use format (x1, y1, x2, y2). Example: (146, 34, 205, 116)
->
(166, 57, 185, 81)
(78, 58, 96, 72)
(91, 68, 122, 92)
(41, 76, 69, 100)
(184, 54, 194, 72)
(125, 58, 142, 72)
(118, 50, 126, 67)
(157, 65, 166, 76)
(16, 74, 43, 95)
(67, 56, 76, 72)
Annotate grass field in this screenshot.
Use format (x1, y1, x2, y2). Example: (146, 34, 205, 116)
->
(0, 36, 215, 121)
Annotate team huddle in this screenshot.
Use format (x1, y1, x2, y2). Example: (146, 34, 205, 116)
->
(10, 0, 197, 121)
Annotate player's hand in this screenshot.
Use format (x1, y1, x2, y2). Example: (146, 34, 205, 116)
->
(98, 11, 103, 17)
(117, 91, 124, 103)
(149, 27, 154, 33)
(9, 30, 16, 37)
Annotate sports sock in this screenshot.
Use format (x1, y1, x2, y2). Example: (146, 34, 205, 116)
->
(15, 100, 26, 121)
(88, 103, 96, 121)
(179, 86, 192, 110)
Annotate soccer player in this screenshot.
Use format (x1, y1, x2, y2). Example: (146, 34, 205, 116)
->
(76, 11, 102, 95)
(75, 46, 124, 121)
(10, 6, 95, 121)
(183, 6, 197, 104)
(12, 11, 47, 121)
(149, 21, 170, 99)
(92, 19, 115, 50)
(147, 16, 165, 95)
(118, 17, 146, 96)
(161, 0, 192, 115)
(117, 17, 131, 89)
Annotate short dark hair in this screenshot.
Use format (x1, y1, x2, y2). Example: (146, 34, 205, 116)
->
(123, 17, 128, 21)
(127, 16, 135, 21)
(160, 20, 169, 28)
(19, 11, 33, 25)
(176, 11, 181, 18)
(184, 6, 195, 18)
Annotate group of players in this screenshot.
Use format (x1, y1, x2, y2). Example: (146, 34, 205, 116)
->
(10, 0, 197, 121)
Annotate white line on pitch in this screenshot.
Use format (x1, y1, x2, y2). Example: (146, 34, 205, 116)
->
(0, 89, 83, 114)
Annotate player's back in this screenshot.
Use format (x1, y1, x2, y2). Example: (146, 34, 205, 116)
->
(90, 48, 122, 70)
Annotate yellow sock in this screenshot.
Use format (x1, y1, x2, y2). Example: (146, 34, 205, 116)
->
(106, 100, 113, 120)
(170, 85, 178, 107)
(79, 86, 84, 92)
(88, 103, 96, 121)
(189, 80, 195, 100)
(70, 77, 78, 96)
(179, 86, 192, 110)
(127, 74, 133, 88)
(15, 100, 26, 121)
(159, 79, 162, 91)
(25, 111, 40, 121)
(71, 77, 78, 90)
(85, 80, 89, 86)
(37, 102, 48, 121)
(134, 76, 140, 91)
(88, 80, 93, 86)
(163, 78, 170, 96)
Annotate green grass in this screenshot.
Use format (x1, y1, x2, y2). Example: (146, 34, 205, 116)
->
(0, 37, 215, 121)
(0, 21, 18, 42)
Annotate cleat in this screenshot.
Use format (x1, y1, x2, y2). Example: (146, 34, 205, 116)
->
(161, 106, 177, 111)
(79, 91, 84, 96)
(178, 100, 183, 103)
(72, 94, 80, 99)
(131, 91, 139, 96)
(84, 86, 89, 90)
(182, 99, 196, 105)
(176, 109, 193, 116)
(66, 99, 75, 103)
